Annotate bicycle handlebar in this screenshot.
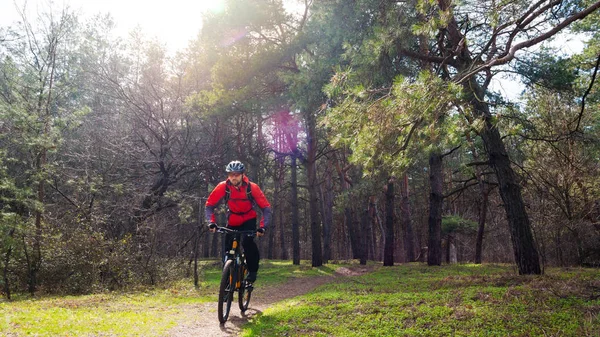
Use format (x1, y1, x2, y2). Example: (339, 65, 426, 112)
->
(215, 227, 257, 237)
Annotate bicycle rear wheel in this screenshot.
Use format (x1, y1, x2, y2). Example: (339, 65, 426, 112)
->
(238, 263, 252, 312)
(218, 260, 235, 323)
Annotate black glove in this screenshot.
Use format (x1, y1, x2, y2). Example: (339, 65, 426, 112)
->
(208, 223, 217, 230)
(257, 228, 265, 234)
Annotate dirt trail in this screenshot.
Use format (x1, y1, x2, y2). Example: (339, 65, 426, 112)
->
(165, 266, 374, 337)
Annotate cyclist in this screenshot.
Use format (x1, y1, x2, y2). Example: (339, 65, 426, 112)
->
(206, 160, 271, 283)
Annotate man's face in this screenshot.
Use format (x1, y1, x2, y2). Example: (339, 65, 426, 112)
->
(228, 172, 243, 186)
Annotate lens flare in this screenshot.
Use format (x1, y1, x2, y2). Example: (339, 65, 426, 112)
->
(205, 0, 226, 14)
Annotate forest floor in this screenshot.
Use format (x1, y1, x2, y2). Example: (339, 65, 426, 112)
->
(165, 265, 375, 337)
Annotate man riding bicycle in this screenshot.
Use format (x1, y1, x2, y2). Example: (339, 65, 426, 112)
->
(206, 160, 271, 283)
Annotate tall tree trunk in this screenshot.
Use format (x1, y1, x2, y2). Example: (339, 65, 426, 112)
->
(445, 236, 451, 264)
(320, 170, 334, 262)
(399, 174, 416, 262)
(3, 247, 11, 300)
(275, 159, 288, 260)
(555, 227, 564, 267)
(344, 207, 360, 259)
(435, 0, 542, 274)
(335, 159, 361, 259)
(29, 26, 61, 295)
(268, 167, 281, 260)
(307, 145, 322, 267)
(193, 230, 200, 288)
(291, 153, 301, 265)
(202, 230, 210, 258)
(30, 155, 44, 295)
(474, 188, 489, 264)
(373, 198, 386, 261)
(368, 196, 379, 260)
(570, 227, 585, 266)
(467, 79, 541, 274)
(304, 109, 322, 267)
(211, 232, 220, 258)
(428, 152, 443, 266)
(2, 228, 14, 300)
(279, 202, 288, 260)
(359, 206, 368, 265)
(211, 211, 225, 257)
(267, 216, 275, 259)
(267, 175, 276, 260)
(384, 178, 395, 266)
(468, 132, 490, 264)
(352, 210, 364, 262)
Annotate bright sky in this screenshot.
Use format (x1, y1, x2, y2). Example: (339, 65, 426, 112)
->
(0, 0, 227, 53)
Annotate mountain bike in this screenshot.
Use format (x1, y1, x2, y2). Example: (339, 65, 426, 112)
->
(215, 226, 256, 324)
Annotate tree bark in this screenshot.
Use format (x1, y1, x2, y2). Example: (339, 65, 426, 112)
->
(369, 213, 376, 260)
(474, 188, 489, 264)
(279, 201, 288, 260)
(291, 153, 301, 265)
(193, 229, 200, 288)
(368, 196, 379, 260)
(428, 152, 443, 266)
(267, 216, 275, 259)
(432, 0, 542, 275)
(399, 173, 416, 262)
(468, 79, 541, 274)
(335, 158, 361, 260)
(344, 207, 360, 259)
(202, 229, 210, 258)
(307, 136, 323, 267)
(467, 132, 490, 264)
(275, 159, 288, 260)
(384, 178, 395, 266)
(359, 207, 368, 265)
(320, 170, 334, 262)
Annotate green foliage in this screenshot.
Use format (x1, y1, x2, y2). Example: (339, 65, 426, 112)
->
(515, 50, 579, 92)
(441, 215, 478, 236)
(413, 0, 452, 37)
(323, 70, 464, 176)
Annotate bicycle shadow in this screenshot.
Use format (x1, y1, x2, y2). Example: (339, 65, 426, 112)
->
(219, 308, 263, 333)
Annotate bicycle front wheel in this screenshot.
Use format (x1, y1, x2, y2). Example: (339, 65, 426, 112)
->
(218, 260, 235, 323)
(238, 263, 252, 312)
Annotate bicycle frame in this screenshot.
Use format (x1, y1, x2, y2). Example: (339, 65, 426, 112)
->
(215, 226, 256, 323)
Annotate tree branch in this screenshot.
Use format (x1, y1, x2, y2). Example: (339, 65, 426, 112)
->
(457, 0, 600, 83)
(573, 53, 600, 132)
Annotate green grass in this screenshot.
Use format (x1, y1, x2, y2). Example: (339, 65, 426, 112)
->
(0, 259, 330, 336)
(242, 263, 600, 337)
(0, 274, 220, 337)
(2, 261, 598, 336)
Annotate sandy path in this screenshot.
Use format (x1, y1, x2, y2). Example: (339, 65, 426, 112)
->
(165, 266, 373, 337)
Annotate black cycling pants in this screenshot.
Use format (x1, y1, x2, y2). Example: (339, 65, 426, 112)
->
(225, 218, 260, 273)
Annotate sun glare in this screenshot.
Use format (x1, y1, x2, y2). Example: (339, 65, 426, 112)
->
(204, 0, 226, 14)
(2, 0, 231, 53)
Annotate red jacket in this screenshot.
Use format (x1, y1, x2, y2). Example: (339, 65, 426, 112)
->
(205, 175, 271, 228)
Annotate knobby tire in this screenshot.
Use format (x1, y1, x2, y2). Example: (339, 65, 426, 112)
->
(238, 263, 252, 312)
(218, 260, 234, 324)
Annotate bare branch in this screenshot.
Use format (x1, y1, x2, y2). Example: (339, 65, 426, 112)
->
(573, 53, 600, 132)
(457, 0, 600, 83)
(442, 145, 462, 158)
